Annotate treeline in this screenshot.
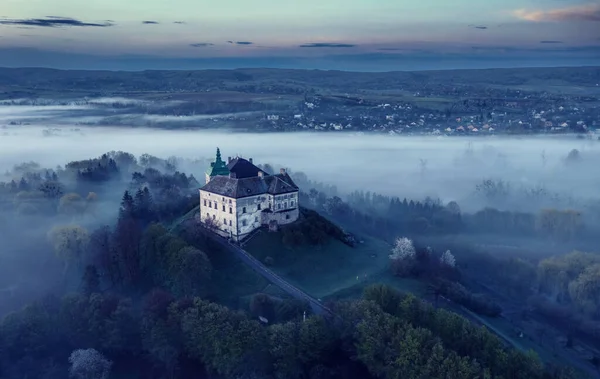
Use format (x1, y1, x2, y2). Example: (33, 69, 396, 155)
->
(52, 186, 199, 295)
(447, 245, 600, 347)
(0, 151, 199, 219)
(298, 186, 590, 244)
(0, 284, 580, 379)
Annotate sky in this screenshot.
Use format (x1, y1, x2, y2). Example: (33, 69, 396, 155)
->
(0, 0, 599, 70)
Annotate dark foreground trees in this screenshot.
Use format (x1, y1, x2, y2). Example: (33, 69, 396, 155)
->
(0, 285, 582, 379)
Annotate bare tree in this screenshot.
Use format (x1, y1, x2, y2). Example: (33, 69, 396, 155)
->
(541, 150, 547, 167)
(202, 215, 222, 233)
(69, 348, 112, 379)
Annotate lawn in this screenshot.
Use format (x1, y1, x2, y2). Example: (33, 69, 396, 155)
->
(323, 270, 428, 302)
(244, 231, 393, 298)
(206, 243, 270, 308)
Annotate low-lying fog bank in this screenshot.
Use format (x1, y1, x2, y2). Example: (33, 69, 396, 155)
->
(1, 124, 598, 213)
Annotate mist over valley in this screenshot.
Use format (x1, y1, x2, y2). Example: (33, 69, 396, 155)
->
(2, 71, 600, 379)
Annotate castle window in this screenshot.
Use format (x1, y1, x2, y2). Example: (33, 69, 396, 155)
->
(224, 218, 227, 225)
(255, 216, 258, 222)
(203, 199, 207, 206)
(222, 205, 225, 211)
(242, 220, 247, 227)
(229, 199, 232, 204)
(286, 214, 290, 220)
(229, 207, 232, 214)
(284, 201, 288, 208)
(278, 203, 281, 210)
(209, 202, 212, 208)
(257, 204, 261, 211)
(206, 213, 209, 218)
(229, 220, 232, 226)
(291, 200, 295, 207)
(243, 207, 246, 213)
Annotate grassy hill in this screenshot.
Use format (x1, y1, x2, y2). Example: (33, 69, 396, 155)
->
(244, 208, 394, 298)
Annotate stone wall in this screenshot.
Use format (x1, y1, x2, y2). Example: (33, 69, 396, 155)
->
(200, 189, 300, 241)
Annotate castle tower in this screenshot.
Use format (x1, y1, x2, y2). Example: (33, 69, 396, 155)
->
(205, 147, 230, 184)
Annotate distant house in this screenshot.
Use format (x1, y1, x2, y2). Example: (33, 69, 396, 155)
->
(199, 148, 300, 241)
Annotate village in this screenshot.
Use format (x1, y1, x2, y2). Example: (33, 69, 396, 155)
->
(256, 94, 600, 136)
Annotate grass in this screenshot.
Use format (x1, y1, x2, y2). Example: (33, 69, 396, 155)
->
(323, 270, 428, 302)
(206, 243, 269, 308)
(170, 206, 270, 308)
(244, 230, 393, 299)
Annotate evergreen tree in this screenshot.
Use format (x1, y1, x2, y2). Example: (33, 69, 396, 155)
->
(119, 191, 135, 220)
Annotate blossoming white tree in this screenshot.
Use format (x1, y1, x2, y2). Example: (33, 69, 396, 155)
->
(440, 250, 456, 268)
(389, 237, 416, 276)
(389, 237, 416, 261)
(69, 348, 112, 379)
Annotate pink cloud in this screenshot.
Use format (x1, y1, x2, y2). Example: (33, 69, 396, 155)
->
(513, 3, 600, 22)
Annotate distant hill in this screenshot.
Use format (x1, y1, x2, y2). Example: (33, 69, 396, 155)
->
(0, 66, 597, 97)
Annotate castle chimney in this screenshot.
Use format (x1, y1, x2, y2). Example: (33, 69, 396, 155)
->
(280, 168, 286, 175)
(228, 156, 232, 163)
(258, 171, 264, 178)
(249, 158, 253, 164)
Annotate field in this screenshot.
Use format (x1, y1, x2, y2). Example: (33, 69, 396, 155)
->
(244, 231, 393, 298)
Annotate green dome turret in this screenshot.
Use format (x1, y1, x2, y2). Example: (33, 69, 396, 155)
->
(206, 147, 230, 178)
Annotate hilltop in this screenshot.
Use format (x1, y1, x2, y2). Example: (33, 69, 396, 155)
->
(242, 207, 394, 298)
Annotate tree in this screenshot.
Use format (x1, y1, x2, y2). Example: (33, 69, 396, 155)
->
(48, 225, 90, 273)
(203, 215, 222, 233)
(440, 250, 456, 268)
(39, 180, 64, 199)
(86, 192, 98, 214)
(536, 209, 583, 241)
(565, 149, 581, 164)
(250, 293, 275, 321)
(118, 191, 135, 220)
(568, 264, 600, 317)
(169, 246, 212, 296)
(82, 265, 100, 295)
(390, 237, 415, 260)
(446, 201, 461, 215)
(58, 193, 86, 215)
(389, 237, 416, 276)
(68, 348, 112, 379)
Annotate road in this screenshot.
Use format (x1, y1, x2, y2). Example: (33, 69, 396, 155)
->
(197, 225, 335, 317)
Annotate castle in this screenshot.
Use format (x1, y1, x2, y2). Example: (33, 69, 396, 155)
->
(199, 148, 300, 241)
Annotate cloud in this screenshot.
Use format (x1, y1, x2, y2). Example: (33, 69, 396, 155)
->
(299, 43, 356, 48)
(0, 16, 113, 27)
(470, 45, 600, 54)
(513, 4, 600, 22)
(226, 41, 253, 45)
(468, 24, 488, 29)
(142, 21, 159, 24)
(174, 21, 185, 24)
(190, 43, 214, 47)
(540, 40, 563, 44)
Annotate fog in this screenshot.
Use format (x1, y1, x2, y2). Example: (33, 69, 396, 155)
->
(2, 102, 600, 301)
(2, 121, 600, 213)
(3, 100, 600, 365)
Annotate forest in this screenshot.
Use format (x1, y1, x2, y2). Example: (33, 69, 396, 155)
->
(0, 150, 598, 378)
